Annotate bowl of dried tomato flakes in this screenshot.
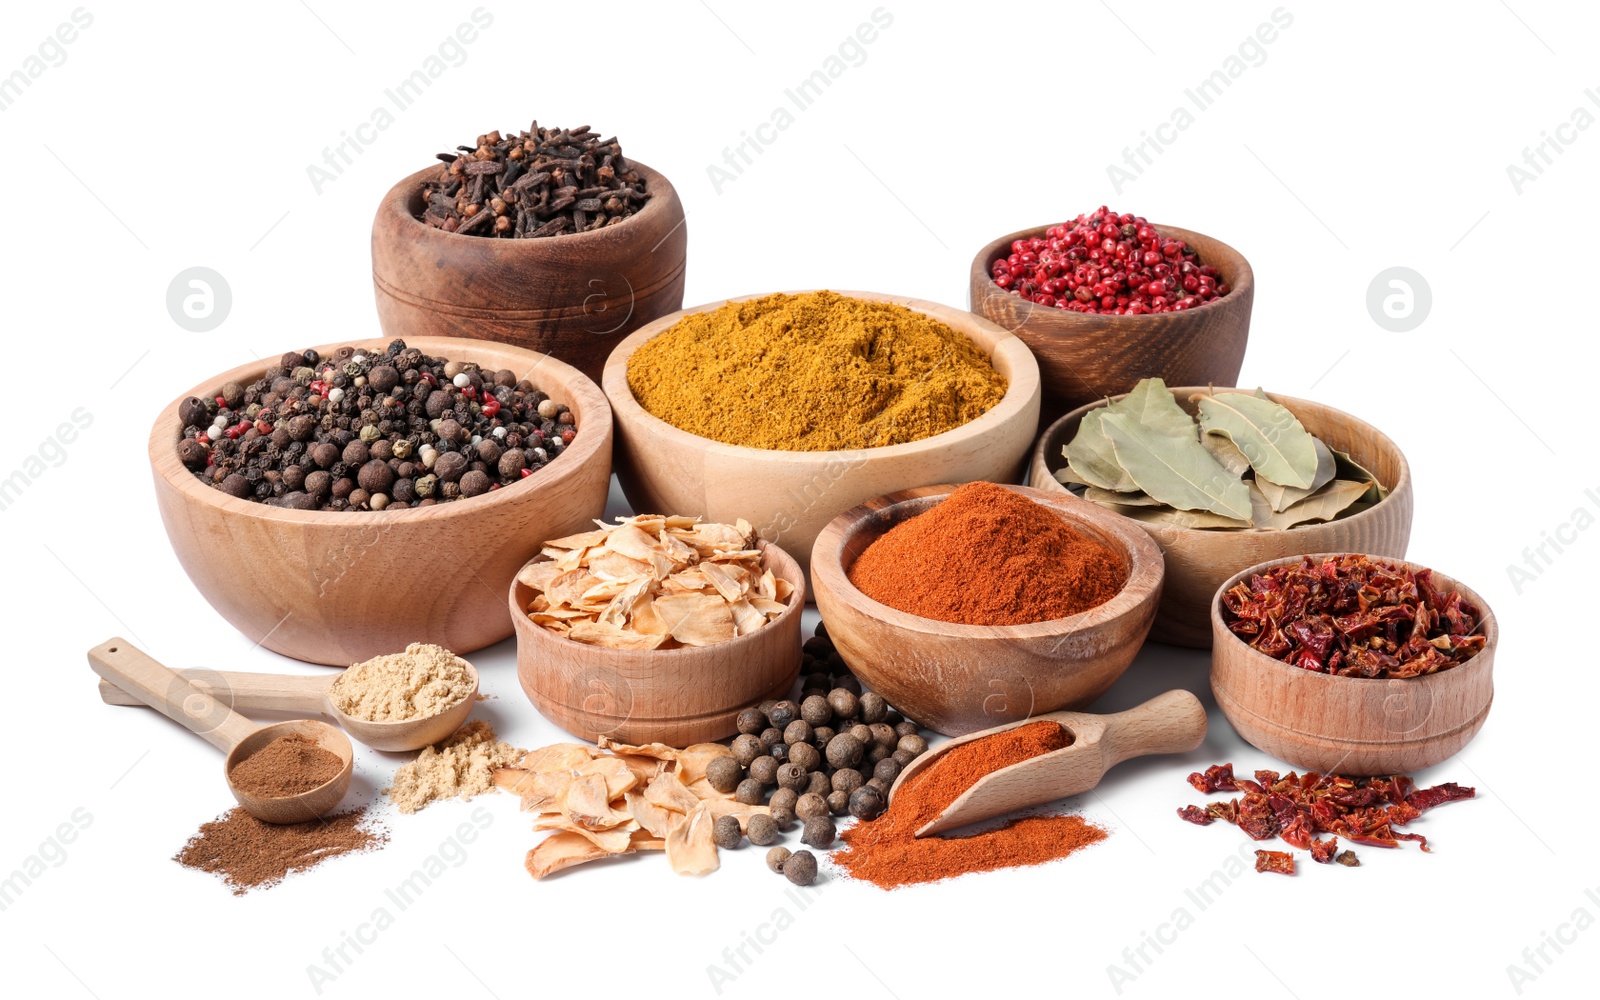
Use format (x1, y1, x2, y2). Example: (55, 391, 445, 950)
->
(1209, 553, 1496, 776)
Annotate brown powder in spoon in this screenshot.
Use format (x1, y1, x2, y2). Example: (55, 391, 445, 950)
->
(228, 734, 343, 797)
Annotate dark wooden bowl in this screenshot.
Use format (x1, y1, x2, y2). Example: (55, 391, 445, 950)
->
(1030, 387, 1413, 648)
(150, 337, 613, 666)
(969, 223, 1253, 433)
(371, 160, 687, 389)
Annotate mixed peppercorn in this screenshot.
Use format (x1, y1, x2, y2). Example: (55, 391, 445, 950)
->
(991, 207, 1229, 314)
(175, 340, 576, 511)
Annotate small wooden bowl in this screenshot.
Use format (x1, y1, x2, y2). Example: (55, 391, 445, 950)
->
(810, 484, 1164, 737)
(151, 337, 613, 666)
(225, 719, 355, 824)
(511, 540, 807, 745)
(1210, 554, 1496, 775)
(602, 291, 1042, 585)
(1030, 387, 1413, 648)
(970, 224, 1253, 433)
(371, 160, 687, 388)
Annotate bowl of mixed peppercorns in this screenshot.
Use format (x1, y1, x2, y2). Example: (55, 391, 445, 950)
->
(151, 336, 613, 665)
(371, 123, 688, 389)
(968, 208, 1254, 432)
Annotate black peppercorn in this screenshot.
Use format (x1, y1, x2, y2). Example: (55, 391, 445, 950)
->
(832, 674, 863, 696)
(802, 636, 833, 658)
(712, 814, 743, 850)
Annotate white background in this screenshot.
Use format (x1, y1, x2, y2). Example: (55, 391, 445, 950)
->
(2, 3, 1595, 998)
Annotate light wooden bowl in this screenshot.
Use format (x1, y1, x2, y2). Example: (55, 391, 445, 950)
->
(810, 484, 1164, 737)
(371, 160, 687, 388)
(601, 291, 1042, 585)
(970, 224, 1253, 433)
(512, 540, 806, 745)
(1210, 554, 1496, 775)
(1030, 387, 1413, 648)
(151, 336, 613, 666)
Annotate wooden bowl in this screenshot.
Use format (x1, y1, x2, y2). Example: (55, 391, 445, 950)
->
(225, 719, 355, 824)
(1030, 387, 1413, 648)
(150, 336, 613, 666)
(810, 485, 1164, 737)
(1210, 554, 1496, 775)
(511, 539, 806, 744)
(601, 291, 1042, 585)
(371, 160, 687, 388)
(969, 224, 1253, 433)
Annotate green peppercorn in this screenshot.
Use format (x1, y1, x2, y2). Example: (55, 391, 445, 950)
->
(766, 846, 792, 873)
(713, 814, 743, 850)
(735, 778, 765, 805)
(706, 755, 743, 794)
(848, 785, 886, 820)
(784, 849, 818, 886)
(746, 813, 778, 847)
(800, 816, 836, 848)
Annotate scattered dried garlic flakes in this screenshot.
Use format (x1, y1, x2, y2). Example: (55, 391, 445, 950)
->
(518, 515, 794, 649)
(499, 737, 765, 879)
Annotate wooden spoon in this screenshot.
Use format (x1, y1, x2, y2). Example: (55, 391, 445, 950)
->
(96, 661, 477, 752)
(890, 689, 1207, 837)
(88, 638, 353, 824)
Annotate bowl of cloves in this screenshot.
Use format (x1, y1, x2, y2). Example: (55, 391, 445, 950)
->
(371, 122, 688, 389)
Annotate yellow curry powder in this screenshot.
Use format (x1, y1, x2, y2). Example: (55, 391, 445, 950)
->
(626, 291, 1008, 451)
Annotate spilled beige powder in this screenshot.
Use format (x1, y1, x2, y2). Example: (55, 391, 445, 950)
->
(387, 721, 523, 814)
(329, 643, 475, 722)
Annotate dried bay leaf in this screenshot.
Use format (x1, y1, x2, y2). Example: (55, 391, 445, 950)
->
(1197, 392, 1318, 489)
(1258, 437, 1337, 512)
(1201, 431, 1253, 477)
(1332, 449, 1389, 504)
(1085, 487, 1161, 506)
(1062, 410, 1134, 491)
(1116, 504, 1253, 530)
(1259, 479, 1371, 530)
(1100, 412, 1253, 522)
(1116, 376, 1196, 440)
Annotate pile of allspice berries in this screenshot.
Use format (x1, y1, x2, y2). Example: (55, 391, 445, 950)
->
(702, 622, 930, 885)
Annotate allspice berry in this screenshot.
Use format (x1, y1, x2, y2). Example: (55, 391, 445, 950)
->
(776, 762, 808, 792)
(358, 459, 394, 495)
(736, 707, 767, 735)
(801, 695, 832, 727)
(706, 755, 743, 794)
(746, 813, 778, 847)
(176, 438, 206, 469)
(804, 771, 831, 798)
(898, 734, 930, 756)
(735, 778, 765, 805)
(784, 849, 818, 886)
(874, 757, 902, 784)
(869, 723, 898, 749)
(848, 785, 886, 820)
(459, 469, 491, 497)
(434, 451, 467, 482)
(713, 814, 743, 850)
(770, 805, 796, 830)
(859, 692, 888, 724)
(759, 727, 785, 751)
(827, 688, 859, 720)
(801, 816, 836, 849)
(768, 788, 799, 815)
(731, 734, 763, 767)
(767, 700, 800, 730)
(783, 720, 813, 746)
(766, 846, 792, 873)
(827, 789, 849, 815)
(832, 768, 864, 795)
(769, 742, 790, 765)
(748, 755, 779, 786)
(826, 733, 864, 769)
(796, 792, 829, 821)
(895, 720, 920, 738)
(787, 741, 822, 773)
(892, 748, 919, 767)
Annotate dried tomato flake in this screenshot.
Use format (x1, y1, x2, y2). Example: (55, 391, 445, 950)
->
(1255, 850, 1296, 875)
(1220, 555, 1487, 678)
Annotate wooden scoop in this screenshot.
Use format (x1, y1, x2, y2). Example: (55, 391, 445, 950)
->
(891, 689, 1208, 837)
(97, 661, 477, 752)
(88, 638, 353, 824)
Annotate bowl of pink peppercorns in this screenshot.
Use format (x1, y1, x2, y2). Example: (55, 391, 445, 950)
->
(968, 208, 1253, 433)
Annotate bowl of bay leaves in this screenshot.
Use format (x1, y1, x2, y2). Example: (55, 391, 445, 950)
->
(1029, 380, 1413, 648)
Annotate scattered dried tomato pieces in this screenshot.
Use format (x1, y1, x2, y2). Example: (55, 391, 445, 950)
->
(1221, 555, 1487, 677)
(1177, 763, 1475, 873)
(1255, 850, 1295, 875)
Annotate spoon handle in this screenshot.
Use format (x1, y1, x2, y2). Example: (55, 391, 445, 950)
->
(97, 671, 331, 712)
(87, 638, 258, 754)
(1097, 689, 1208, 770)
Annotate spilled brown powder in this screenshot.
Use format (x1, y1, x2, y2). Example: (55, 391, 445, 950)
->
(174, 807, 387, 894)
(387, 720, 523, 814)
(228, 734, 343, 797)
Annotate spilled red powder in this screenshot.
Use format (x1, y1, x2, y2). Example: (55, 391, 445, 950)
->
(832, 720, 1107, 888)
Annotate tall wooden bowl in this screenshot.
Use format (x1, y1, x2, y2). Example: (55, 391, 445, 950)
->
(371, 160, 687, 388)
(602, 291, 1042, 586)
(1210, 554, 1496, 775)
(151, 337, 613, 666)
(810, 485, 1164, 737)
(1030, 387, 1413, 648)
(970, 224, 1253, 433)
(512, 539, 806, 744)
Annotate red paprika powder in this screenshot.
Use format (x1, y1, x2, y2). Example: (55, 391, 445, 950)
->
(847, 482, 1126, 626)
(833, 720, 1108, 888)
